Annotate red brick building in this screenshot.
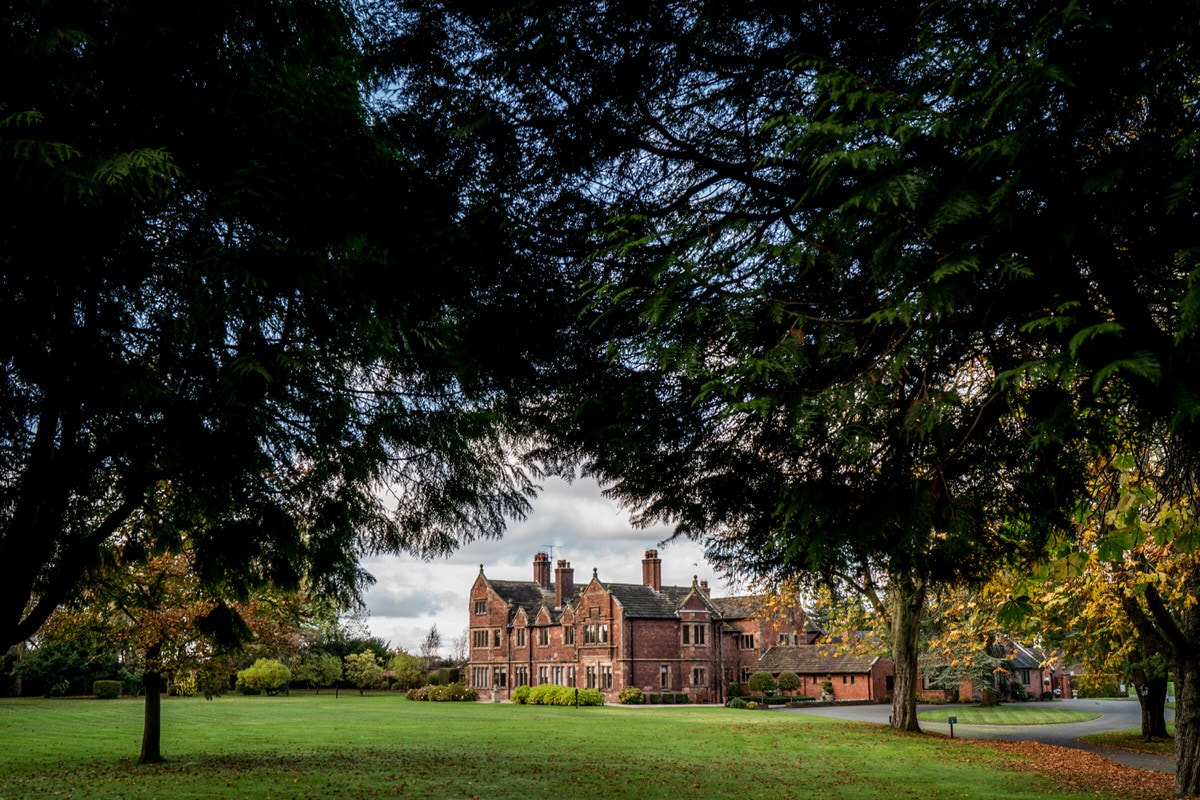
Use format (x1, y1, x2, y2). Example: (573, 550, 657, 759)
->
(467, 550, 884, 703)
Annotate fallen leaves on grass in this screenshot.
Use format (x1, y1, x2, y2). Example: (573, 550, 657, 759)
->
(968, 739, 1175, 799)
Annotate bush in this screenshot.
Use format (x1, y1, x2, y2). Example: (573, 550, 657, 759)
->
(647, 693, 660, 704)
(727, 682, 743, 698)
(728, 697, 747, 709)
(236, 680, 261, 695)
(675, 693, 688, 704)
(1009, 682, 1030, 702)
(745, 701, 759, 710)
(1041, 690, 1055, 701)
(515, 684, 605, 706)
(406, 682, 477, 702)
(661, 691, 674, 704)
(93, 680, 122, 699)
(511, 685, 532, 704)
(236, 659, 291, 696)
(619, 686, 645, 705)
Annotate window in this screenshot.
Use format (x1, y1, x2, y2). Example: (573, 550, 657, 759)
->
(584, 623, 609, 644)
(552, 666, 564, 685)
(472, 667, 488, 688)
(692, 624, 705, 645)
(539, 666, 548, 685)
(567, 666, 576, 687)
(586, 665, 597, 689)
(850, 675, 856, 685)
(842, 675, 848, 684)
(514, 667, 529, 687)
(516, 628, 526, 647)
(564, 625, 575, 645)
(736, 633, 755, 650)
(493, 629, 501, 648)
(682, 625, 689, 645)
(474, 599, 487, 615)
(1020, 669, 1031, 685)
(601, 665, 613, 690)
(492, 667, 507, 688)
(472, 630, 489, 648)
(693, 668, 706, 686)
(538, 627, 549, 646)
(660, 665, 670, 690)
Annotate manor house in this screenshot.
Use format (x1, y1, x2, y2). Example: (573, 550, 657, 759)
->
(467, 550, 892, 703)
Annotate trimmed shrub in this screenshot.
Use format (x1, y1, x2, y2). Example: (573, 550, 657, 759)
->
(511, 685, 532, 704)
(619, 686, 645, 705)
(727, 682, 743, 698)
(93, 679, 122, 699)
(674, 693, 688, 704)
(728, 697, 747, 709)
(406, 682, 477, 701)
(515, 684, 604, 706)
(776, 671, 801, 695)
(647, 693, 660, 704)
(745, 700, 759, 710)
(747, 672, 776, 696)
(1041, 690, 1055, 701)
(660, 691, 675, 704)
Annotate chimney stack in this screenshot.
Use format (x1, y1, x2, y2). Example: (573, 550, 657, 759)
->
(533, 552, 551, 588)
(642, 549, 662, 592)
(699, 579, 710, 598)
(555, 559, 574, 606)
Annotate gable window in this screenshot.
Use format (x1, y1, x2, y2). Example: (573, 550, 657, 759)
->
(736, 633, 755, 650)
(516, 628, 526, 647)
(538, 627, 550, 646)
(564, 625, 575, 645)
(584, 623, 609, 644)
(493, 629, 501, 648)
(693, 624, 705, 645)
(474, 599, 487, 615)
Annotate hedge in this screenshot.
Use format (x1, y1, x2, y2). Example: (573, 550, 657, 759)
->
(511, 684, 604, 706)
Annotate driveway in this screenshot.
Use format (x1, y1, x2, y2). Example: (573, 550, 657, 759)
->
(782, 698, 1176, 773)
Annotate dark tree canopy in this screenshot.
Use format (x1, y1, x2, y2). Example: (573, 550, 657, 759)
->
(0, 0, 567, 652)
(378, 0, 1200, 755)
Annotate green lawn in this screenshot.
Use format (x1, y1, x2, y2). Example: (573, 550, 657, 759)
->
(1079, 727, 1176, 757)
(0, 694, 1129, 800)
(917, 704, 1101, 725)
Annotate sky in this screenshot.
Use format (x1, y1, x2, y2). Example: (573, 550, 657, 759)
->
(358, 475, 734, 656)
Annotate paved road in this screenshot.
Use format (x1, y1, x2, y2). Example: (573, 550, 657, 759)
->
(782, 698, 1176, 773)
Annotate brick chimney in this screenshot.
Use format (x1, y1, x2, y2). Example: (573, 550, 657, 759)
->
(642, 549, 662, 592)
(699, 579, 710, 598)
(533, 552, 551, 588)
(554, 559, 574, 606)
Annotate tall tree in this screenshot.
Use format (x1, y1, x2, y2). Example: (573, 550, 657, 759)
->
(380, 0, 1199, 762)
(0, 0, 559, 653)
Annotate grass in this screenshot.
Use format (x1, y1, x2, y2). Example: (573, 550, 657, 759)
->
(917, 703, 1101, 726)
(1080, 727, 1176, 757)
(0, 693, 1133, 800)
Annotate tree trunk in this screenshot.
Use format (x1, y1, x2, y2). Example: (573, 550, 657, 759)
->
(1131, 667, 1169, 740)
(888, 573, 926, 733)
(1176, 658, 1200, 796)
(139, 667, 164, 764)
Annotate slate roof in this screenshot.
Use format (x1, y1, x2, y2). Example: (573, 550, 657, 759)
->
(486, 579, 559, 622)
(754, 645, 879, 675)
(709, 595, 759, 620)
(605, 583, 696, 618)
(991, 638, 1047, 670)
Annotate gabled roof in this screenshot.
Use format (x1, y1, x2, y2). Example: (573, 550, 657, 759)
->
(992, 638, 1047, 670)
(709, 595, 759, 620)
(754, 645, 879, 675)
(485, 579, 561, 623)
(605, 583, 697, 618)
